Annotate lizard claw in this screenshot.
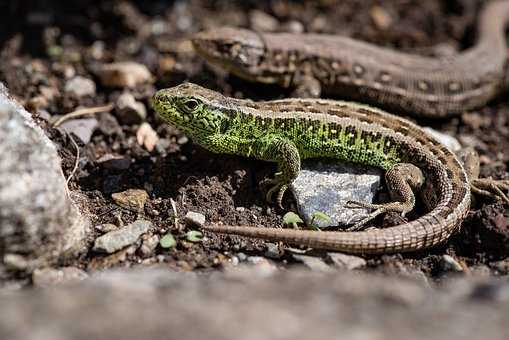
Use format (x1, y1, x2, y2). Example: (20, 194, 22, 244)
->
(260, 176, 288, 209)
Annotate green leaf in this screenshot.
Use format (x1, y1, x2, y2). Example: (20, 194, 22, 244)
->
(186, 230, 204, 242)
(283, 212, 303, 227)
(311, 211, 332, 222)
(159, 233, 177, 249)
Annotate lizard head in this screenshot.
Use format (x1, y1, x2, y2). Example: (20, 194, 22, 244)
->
(152, 83, 230, 140)
(192, 27, 268, 81)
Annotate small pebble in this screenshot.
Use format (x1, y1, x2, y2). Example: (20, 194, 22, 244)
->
(39, 85, 59, 102)
(93, 219, 153, 253)
(280, 20, 304, 34)
(176, 135, 189, 145)
(95, 223, 118, 233)
(470, 265, 491, 277)
(3, 254, 29, 270)
(370, 6, 392, 30)
(158, 56, 176, 73)
(64, 76, 96, 97)
(96, 154, 131, 170)
(60, 117, 99, 144)
(27, 96, 48, 111)
(327, 252, 367, 270)
(32, 267, 88, 287)
(441, 255, 464, 272)
(249, 10, 279, 32)
(90, 41, 106, 60)
(136, 122, 159, 152)
(140, 234, 160, 257)
(184, 211, 206, 227)
(111, 189, 149, 213)
(230, 256, 239, 266)
(292, 254, 334, 272)
(237, 252, 247, 261)
(246, 256, 279, 275)
(95, 61, 153, 88)
(423, 127, 461, 153)
(491, 258, 509, 274)
(116, 92, 147, 124)
(264, 243, 283, 259)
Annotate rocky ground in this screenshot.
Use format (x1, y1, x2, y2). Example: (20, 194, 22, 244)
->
(1, 0, 509, 338)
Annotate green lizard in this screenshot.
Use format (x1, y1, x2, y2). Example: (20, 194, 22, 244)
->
(152, 83, 509, 254)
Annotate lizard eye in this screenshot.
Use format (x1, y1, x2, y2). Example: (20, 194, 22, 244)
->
(183, 99, 199, 112)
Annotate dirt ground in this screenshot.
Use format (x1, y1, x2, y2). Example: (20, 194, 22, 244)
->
(1, 0, 509, 280)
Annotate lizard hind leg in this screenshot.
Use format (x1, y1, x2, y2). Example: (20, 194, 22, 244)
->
(346, 163, 425, 231)
(459, 147, 509, 204)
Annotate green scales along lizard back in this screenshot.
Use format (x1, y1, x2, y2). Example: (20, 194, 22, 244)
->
(153, 83, 472, 254)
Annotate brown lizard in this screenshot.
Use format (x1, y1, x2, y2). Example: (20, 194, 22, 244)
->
(192, 0, 509, 118)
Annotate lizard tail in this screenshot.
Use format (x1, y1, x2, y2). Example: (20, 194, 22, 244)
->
(201, 220, 460, 255)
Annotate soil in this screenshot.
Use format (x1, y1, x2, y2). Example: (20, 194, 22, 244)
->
(1, 0, 508, 279)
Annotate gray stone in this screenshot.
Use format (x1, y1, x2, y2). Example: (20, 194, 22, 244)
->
(93, 219, 152, 253)
(327, 252, 367, 270)
(291, 160, 382, 228)
(64, 76, 96, 97)
(115, 92, 147, 124)
(290, 129, 460, 229)
(0, 83, 89, 270)
(184, 211, 206, 227)
(32, 267, 88, 287)
(60, 117, 98, 143)
(2, 269, 507, 340)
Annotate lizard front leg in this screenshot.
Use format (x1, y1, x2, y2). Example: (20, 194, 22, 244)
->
(346, 163, 425, 231)
(205, 134, 301, 208)
(254, 136, 300, 208)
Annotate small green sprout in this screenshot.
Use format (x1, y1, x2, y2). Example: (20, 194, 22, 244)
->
(186, 230, 204, 242)
(283, 212, 304, 228)
(307, 211, 332, 230)
(160, 233, 177, 249)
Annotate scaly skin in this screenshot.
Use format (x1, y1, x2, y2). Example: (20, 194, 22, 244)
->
(192, 0, 509, 118)
(153, 83, 473, 254)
